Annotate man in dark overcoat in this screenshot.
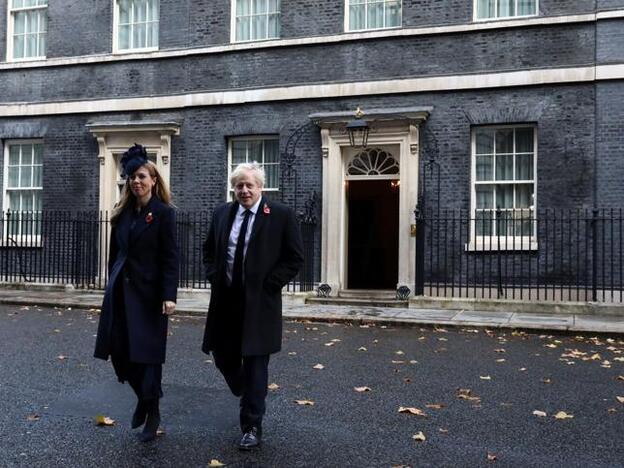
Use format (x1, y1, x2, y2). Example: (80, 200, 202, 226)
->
(202, 162, 304, 450)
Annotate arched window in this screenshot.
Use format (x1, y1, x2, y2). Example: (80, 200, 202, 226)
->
(346, 148, 399, 177)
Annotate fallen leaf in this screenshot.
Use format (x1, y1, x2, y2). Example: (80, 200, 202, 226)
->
(354, 386, 371, 392)
(439, 428, 449, 433)
(412, 431, 426, 442)
(438, 337, 448, 342)
(425, 403, 445, 409)
(518, 368, 527, 372)
(313, 364, 325, 370)
(618, 376, 624, 381)
(294, 400, 315, 406)
(614, 357, 624, 362)
(358, 347, 367, 351)
(591, 353, 602, 361)
(156, 427, 166, 436)
(616, 396, 624, 404)
(541, 378, 552, 384)
(608, 407, 617, 413)
(456, 388, 481, 402)
(532, 410, 547, 417)
(409, 360, 418, 364)
(487, 453, 497, 462)
(545, 344, 558, 348)
(208, 460, 225, 467)
(494, 348, 506, 353)
(395, 350, 405, 355)
(398, 406, 426, 417)
(26, 414, 40, 421)
(496, 359, 506, 363)
(94, 415, 115, 426)
(57, 355, 68, 360)
(324, 342, 335, 347)
(392, 360, 406, 364)
(331, 339, 341, 343)
(554, 411, 573, 419)
(268, 383, 279, 391)
(288, 352, 297, 356)
(480, 375, 491, 380)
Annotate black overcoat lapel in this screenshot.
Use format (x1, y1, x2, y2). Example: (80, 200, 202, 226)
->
(249, 197, 268, 245)
(220, 202, 239, 251)
(129, 197, 158, 244)
(116, 207, 132, 254)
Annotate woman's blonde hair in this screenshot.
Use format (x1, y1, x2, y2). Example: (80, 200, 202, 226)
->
(111, 161, 172, 225)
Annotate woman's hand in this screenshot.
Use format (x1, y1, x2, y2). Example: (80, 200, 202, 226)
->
(162, 300, 176, 316)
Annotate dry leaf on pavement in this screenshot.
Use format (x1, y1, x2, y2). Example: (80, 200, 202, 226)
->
(398, 407, 426, 417)
(354, 386, 371, 392)
(94, 415, 115, 426)
(532, 410, 547, 417)
(313, 364, 325, 370)
(554, 411, 574, 419)
(480, 376, 492, 380)
(395, 350, 405, 355)
(358, 347, 367, 351)
(412, 432, 426, 442)
(208, 460, 225, 467)
(268, 383, 279, 391)
(616, 396, 624, 404)
(26, 414, 40, 421)
(487, 453, 497, 462)
(456, 388, 481, 402)
(294, 400, 315, 406)
(425, 403, 445, 409)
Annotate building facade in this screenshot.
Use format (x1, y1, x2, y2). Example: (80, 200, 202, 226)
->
(0, 0, 623, 296)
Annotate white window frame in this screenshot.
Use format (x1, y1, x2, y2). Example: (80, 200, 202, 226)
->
(227, 135, 280, 199)
(469, 124, 538, 251)
(6, 0, 48, 62)
(112, 0, 160, 54)
(344, 0, 402, 33)
(473, 0, 538, 22)
(2, 139, 44, 246)
(230, 0, 281, 43)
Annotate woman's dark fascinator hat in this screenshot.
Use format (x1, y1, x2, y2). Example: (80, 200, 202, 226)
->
(120, 143, 148, 177)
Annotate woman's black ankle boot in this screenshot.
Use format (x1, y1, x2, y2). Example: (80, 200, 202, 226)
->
(138, 399, 160, 442)
(131, 399, 147, 429)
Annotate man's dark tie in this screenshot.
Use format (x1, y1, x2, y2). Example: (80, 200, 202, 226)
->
(232, 209, 251, 289)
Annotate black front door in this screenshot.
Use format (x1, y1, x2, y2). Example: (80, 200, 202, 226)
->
(347, 179, 399, 289)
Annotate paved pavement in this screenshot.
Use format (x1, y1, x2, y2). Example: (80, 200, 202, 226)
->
(1, 303, 623, 467)
(0, 287, 621, 334)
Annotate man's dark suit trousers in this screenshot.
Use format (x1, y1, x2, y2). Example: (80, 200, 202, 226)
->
(212, 284, 270, 434)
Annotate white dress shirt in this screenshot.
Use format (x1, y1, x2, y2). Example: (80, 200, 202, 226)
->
(225, 198, 262, 285)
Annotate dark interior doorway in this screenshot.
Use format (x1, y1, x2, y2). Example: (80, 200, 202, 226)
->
(347, 179, 399, 289)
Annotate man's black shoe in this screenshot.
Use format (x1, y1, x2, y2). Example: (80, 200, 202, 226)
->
(238, 427, 261, 450)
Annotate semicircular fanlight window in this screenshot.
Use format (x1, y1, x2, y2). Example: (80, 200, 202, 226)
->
(346, 148, 399, 176)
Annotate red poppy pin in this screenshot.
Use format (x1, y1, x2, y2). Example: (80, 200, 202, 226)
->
(263, 203, 271, 215)
(145, 212, 154, 224)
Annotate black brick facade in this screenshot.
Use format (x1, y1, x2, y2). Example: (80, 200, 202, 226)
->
(0, 1, 622, 288)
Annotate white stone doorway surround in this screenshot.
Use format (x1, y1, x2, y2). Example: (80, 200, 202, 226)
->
(310, 107, 432, 296)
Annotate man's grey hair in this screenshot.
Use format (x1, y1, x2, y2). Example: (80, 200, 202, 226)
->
(230, 162, 266, 188)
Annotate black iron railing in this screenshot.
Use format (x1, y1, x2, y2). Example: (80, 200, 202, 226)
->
(414, 208, 624, 303)
(0, 210, 318, 292)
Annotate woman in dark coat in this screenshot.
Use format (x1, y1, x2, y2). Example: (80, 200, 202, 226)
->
(94, 144, 179, 442)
